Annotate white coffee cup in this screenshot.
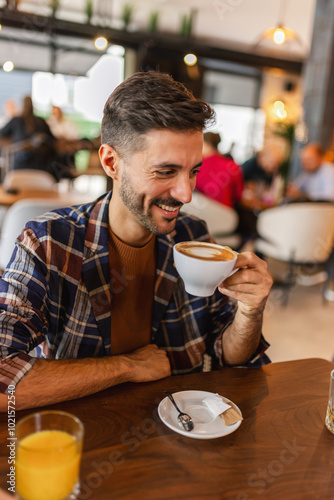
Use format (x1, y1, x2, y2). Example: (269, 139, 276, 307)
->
(173, 241, 238, 297)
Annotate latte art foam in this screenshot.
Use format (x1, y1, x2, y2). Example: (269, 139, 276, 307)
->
(176, 242, 235, 261)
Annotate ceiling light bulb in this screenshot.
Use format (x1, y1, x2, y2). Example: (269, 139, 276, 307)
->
(273, 28, 286, 45)
(3, 61, 14, 72)
(277, 108, 287, 119)
(95, 37, 108, 50)
(274, 100, 285, 111)
(184, 53, 197, 66)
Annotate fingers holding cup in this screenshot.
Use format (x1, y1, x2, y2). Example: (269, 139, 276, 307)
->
(218, 251, 273, 313)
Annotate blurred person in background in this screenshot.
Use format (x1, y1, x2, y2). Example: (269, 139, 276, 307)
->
(286, 142, 334, 202)
(0, 95, 55, 176)
(0, 98, 19, 128)
(242, 145, 283, 193)
(47, 105, 79, 141)
(47, 105, 80, 180)
(237, 145, 284, 246)
(196, 132, 244, 208)
(0, 99, 19, 183)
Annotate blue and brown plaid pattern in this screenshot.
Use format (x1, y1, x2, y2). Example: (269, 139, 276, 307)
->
(0, 192, 269, 393)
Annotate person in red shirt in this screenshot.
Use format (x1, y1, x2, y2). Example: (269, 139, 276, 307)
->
(196, 132, 244, 208)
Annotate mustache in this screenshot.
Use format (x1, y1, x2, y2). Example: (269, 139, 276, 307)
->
(150, 198, 183, 209)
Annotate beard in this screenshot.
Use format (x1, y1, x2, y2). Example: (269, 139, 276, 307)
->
(119, 168, 183, 236)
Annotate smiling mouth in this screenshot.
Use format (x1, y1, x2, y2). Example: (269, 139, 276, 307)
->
(156, 203, 181, 213)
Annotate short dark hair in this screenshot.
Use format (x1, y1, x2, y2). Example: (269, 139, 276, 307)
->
(101, 70, 215, 158)
(204, 132, 221, 150)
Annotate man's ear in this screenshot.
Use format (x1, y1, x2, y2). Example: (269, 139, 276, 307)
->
(99, 144, 121, 180)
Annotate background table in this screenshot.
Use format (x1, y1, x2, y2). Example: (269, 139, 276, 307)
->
(0, 358, 333, 499)
(0, 186, 92, 207)
(0, 187, 62, 206)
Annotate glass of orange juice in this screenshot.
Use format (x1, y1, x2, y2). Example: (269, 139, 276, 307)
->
(326, 369, 334, 434)
(16, 410, 84, 500)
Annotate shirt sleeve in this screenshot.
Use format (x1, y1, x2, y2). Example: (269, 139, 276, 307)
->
(0, 118, 14, 138)
(241, 157, 257, 182)
(42, 118, 55, 140)
(319, 165, 334, 201)
(0, 227, 49, 393)
(293, 173, 307, 191)
(0, 353, 36, 394)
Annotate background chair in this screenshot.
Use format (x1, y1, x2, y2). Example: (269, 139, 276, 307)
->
(3, 169, 56, 191)
(181, 191, 241, 249)
(254, 202, 334, 305)
(0, 198, 78, 271)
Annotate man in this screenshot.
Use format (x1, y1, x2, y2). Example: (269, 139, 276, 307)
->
(47, 105, 80, 180)
(0, 71, 272, 411)
(286, 142, 334, 202)
(0, 98, 19, 128)
(237, 145, 284, 243)
(242, 145, 283, 188)
(47, 106, 79, 141)
(0, 95, 55, 174)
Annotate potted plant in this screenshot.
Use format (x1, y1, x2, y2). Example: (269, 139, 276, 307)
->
(179, 10, 194, 37)
(50, 0, 60, 17)
(148, 11, 159, 33)
(273, 121, 296, 185)
(85, 0, 93, 23)
(122, 4, 134, 30)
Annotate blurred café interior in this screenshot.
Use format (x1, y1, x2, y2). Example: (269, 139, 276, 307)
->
(0, 0, 333, 363)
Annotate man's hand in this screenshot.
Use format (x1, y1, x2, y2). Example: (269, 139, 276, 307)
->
(123, 344, 171, 383)
(217, 252, 272, 366)
(218, 251, 273, 317)
(285, 182, 302, 200)
(0, 488, 13, 500)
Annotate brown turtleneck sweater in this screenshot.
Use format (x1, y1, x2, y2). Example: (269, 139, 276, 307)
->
(108, 229, 156, 355)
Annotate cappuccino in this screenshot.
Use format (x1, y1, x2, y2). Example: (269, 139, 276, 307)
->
(175, 242, 235, 261)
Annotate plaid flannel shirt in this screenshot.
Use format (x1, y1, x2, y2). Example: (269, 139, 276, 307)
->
(0, 192, 269, 393)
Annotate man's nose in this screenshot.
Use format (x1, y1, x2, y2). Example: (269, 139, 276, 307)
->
(169, 175, 194, 204)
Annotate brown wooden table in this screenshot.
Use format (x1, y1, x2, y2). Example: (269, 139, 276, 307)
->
(0, 186, 62, 207)
(0, 358, 333, 499)
(0, 186, 92, 207)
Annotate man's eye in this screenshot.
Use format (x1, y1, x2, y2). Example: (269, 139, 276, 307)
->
(157, 170, 174, 177)
(191, 168, 201, 176)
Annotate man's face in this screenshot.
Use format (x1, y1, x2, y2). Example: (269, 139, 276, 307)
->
(301, 147, 322, 172)
(117, 129, 203, 236)
(52, 106, 62, 120)
(259, 151, 280, 174)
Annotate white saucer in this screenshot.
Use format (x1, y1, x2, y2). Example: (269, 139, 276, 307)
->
(158, 390, 242, 440)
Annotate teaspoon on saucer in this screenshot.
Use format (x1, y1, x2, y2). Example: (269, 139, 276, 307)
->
(164, 391, 194, 432)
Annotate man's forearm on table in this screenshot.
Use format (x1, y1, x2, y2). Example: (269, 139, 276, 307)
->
(0, 355, 132, 412)
(222, 306, 263, 366)
(0, 343, 171, 412)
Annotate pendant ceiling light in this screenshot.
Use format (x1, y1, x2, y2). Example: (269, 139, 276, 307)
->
(254, 0, 304, 51)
